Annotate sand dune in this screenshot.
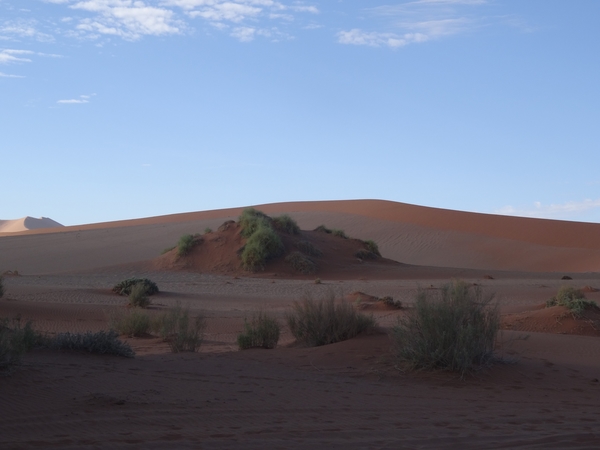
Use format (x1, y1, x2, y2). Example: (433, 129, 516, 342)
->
(1, 200, 599, 274)
(0, 216, 63, 234)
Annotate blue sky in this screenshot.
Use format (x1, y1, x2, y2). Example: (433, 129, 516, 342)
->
(1, 0, 599, 226)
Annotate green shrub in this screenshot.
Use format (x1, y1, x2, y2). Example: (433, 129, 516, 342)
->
(285, 252, 317, 274)
(332, 229, 348, 239)
(391, 280, 499, 376)
(110, 309, 152, 337)
(546, 285, 598, 317)
(204, 227, 212, 234)
(154, 305, 206, 353)
(286, 293, 376, 347)
(112, 278, 159, 296)
(128, 283, 151, 308)
(355, 248, 378, 260)
(0, 316, 41, 370)
(295, 240, 323, 257)
(241, 223, 285, 271)
(272, 214, 300, 235)
(237, 311, 281, 350)
(239, 208, 270, 238)
(314, 225, 332, 234)
(49, 330, 135, 358)
(363, 240, 381, 257)
(177, 234, 200, 257)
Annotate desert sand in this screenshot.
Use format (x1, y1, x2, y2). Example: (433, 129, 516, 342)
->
(0, 216, 64, 234)
(1, 200, 600, 449)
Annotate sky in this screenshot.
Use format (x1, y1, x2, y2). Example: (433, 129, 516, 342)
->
(1, 0, 599, 226)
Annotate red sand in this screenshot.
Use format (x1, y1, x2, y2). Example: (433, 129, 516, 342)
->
(1, 200, 600, 448)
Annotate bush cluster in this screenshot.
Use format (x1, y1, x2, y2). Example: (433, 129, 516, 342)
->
(286, 294, 375, 347)
(546, 285, 598, 317)
(0, 316, 41, 370)
(272, 214, 300, 235)
(363, 240, 381, 257)
(391, 280, 499, 376)
(240, 211, 285, 272)
(49, 330, 135, 358)
(177, 234, 200, 257)
(285, 252, 317, 274)
(112, 278, 159, 296)
(237, 311, 281, 350)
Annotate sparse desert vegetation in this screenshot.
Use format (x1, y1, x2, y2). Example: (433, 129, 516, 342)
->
(110, 308, 152, 337)
(49, 330, 135, 358)
(240, 219, 285, 271)
(112, 278, 159, 296)
(237, 311, 281, 349)
(391, 280, 499, 376)
(546, 285, 598, 317)
(286, 293, 376, 347)
(177, 233, 200, 257)
(128, 283, 152, 308)
(154, 305, 206, 352)
(272, 214, 300, 235)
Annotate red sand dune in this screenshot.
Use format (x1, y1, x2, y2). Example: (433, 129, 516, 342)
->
(2, 200, 600, 274)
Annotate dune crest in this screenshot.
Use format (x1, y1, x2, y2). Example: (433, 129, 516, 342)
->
(0, 217, 64, 234)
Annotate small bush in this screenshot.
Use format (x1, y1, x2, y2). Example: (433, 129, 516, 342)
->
(272, 214, 300, 235)
(314, 225, 332, 234)
(381, 296, 402, 309)
(128, 283, 151, 308)
(285, 252, 317, 274)
(0, 316, 41, 370)
(546, 285, 598, 317)
(286, 294, 376, 347)
(241, 224, 285, 271)
(49, 330, 135, 358)
(391, 280, 499, 376)
(237, 311, 281, 350)
(154, 305, 206, 352)
(112, 278, 159, 296)
(363, 240, 381, 257)
(110, 309, 152, 337)
(177, 234, 199, 257)
(331, 229, 348, 239)
(295, 240, 323, 257)
(314, 278, 322, 285)
(204, 227, 213, 234)
(239, 208, 270, 238)
(355, 249, 378, 260)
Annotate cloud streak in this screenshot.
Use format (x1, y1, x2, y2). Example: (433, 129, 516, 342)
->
(495, 199, 600, 220)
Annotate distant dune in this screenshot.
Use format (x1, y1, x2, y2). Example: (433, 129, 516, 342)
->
(1, 200, 599, 274)
(0, 217, 63, 234)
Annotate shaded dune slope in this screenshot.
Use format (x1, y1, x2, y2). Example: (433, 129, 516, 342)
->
(1, 200, 599, 274)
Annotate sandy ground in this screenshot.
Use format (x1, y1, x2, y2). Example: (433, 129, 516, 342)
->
(2, 200, 600, 448)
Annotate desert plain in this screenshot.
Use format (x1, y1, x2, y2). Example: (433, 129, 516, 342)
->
(1, 199, 600, 449)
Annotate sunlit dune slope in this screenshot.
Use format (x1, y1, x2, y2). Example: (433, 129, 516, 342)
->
(0, 217, 63, 234)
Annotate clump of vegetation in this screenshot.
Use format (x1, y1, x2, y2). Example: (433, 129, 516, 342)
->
(49, 330, 135, 358)
(363, 240, 381, 257)
(285, 252, 317, 274)
(154, 305, 206, 352)
(204, 227, 213, 234)
(295, 240, 323, 257)
(381, 296, 402, 309)
(391, 280, 499, 377)
(272, 214, 300, 235)
(239, 208, 270, 238)
(331, 229, 348, 239)
(355, 248, 378, 260)
(314, 225, 332, 234)
(112, 278, 159, 296)
(177, 233, 201, 257)
(286, 293, 376, 347)
(314, 278, 322, 285)
(0, 316, 41, 370)
(241, 223, 285, 271)
(128, 283, 151, 308)
(237, 311, 281, 350)
(110, 309, 152, 337)
(546, 285, 598, 317)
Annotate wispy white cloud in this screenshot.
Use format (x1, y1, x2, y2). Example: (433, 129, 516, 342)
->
(339, 0, 489, 49)
(57, 93, 95, 104)
(495, 199, 600, 220)
(0, 71, 24, 77)
(0, 19, 55, 42)
(0, 48, 33, 64)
